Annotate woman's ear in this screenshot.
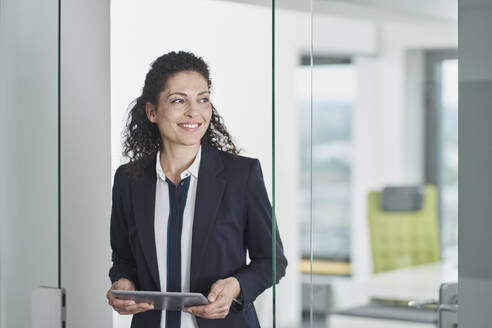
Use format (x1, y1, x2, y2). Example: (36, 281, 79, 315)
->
(145, 102, 157, 123)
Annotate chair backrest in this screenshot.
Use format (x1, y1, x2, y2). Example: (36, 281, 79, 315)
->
(368, 185, 441, 273)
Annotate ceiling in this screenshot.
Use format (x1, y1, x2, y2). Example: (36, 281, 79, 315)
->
(218, 0, 457, 23)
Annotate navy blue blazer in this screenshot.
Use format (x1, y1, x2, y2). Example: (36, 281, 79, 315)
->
(109, 140, 288, 328)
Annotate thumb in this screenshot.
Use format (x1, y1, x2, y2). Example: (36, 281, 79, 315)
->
(207, 280, 225, 303)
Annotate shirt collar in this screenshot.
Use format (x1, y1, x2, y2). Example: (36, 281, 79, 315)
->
(155, 145, 202, 181)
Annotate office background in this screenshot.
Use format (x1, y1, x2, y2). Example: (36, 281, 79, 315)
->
(1, 0, 492, 327)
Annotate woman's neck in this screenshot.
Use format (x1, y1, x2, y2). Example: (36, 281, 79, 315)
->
(159, 141, 200, 184)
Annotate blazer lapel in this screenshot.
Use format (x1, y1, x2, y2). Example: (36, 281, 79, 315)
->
(132, 164, 160, 289)
(190, 141, 226, 284)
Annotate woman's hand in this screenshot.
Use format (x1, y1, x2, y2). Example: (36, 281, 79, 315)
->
(106, 278, 154, 315)
(183, 277, 241, 319)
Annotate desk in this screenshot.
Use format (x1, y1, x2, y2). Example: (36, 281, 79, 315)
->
(328, 316, 436, 328)
(304, 260, 458, 328)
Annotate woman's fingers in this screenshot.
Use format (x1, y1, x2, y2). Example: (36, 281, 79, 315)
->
(125, 302, 154, 312)
(107, 292, 134, 308)
(186, 297, 228, 318)
(184, 281, 224, 317)
(207, 279, 225, 302)
(106, 278, 156, 314)
(115, 301, 154, 315)
(107, 278, 140, 313)
(119, 302, 154, 314)
(185, 277, 240, 319)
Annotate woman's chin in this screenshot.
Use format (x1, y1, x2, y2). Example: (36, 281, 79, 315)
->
(175, 138, 202, 147)
(180, 134, 206, 146)
(163, 133, 206, 148)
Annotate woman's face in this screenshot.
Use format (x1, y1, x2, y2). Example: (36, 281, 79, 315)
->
(146, 71, 212, 149)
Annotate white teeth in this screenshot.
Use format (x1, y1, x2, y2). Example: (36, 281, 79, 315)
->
(180, 123, 199, 128)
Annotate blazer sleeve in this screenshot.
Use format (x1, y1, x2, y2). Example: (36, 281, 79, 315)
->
(232, 159, 288, 311)
(108, 166, 138, 287)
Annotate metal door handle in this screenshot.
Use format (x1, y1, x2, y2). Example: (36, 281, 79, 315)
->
(438, 282, 458, 328)
(439, 304, 458, 313)
(408, 299, 439, 308)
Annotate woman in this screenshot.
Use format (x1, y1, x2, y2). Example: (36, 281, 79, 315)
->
(106, 51, 287, 328)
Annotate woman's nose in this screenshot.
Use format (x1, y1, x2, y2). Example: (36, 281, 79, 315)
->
(185, 102, 200, 117)
(184, 109, 195, 117)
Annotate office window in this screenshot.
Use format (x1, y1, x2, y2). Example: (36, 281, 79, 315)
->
(426, 52, 458, 260)
(296, 59, 356, 264)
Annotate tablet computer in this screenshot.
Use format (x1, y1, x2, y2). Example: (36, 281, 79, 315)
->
(111, 290, 209, 311)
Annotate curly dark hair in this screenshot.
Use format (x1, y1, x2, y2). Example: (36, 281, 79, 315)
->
(122, 51, 240, 181)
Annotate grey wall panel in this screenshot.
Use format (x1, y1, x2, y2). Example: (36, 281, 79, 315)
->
(459, 8, 492, 82)
(60, 0, 112, 327)
(459, 0, 492, 9)
(459, 277, 492, 328)
(458, 81, 492, 278)
(458, 1, 492, 326)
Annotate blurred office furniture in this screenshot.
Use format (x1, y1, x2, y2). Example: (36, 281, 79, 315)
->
(299, 259, 351, 275)
(326, 260, 458, 328)
(300, 185, 443, 325)
(328, 315, 435, 328)
(324, 185, 452, 327)
(368, 185, 441, 273)
(299, 260, 350, 319)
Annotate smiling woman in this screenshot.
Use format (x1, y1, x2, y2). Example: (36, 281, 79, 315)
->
(121, 52, 241, 183)
(146, 71, 212, 169)
(106, 51, 287, 328)
(145, 71, 213, 185)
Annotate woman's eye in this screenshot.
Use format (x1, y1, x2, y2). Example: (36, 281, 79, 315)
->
(200, 98, 209, 103)
(171, 99, 184, 104)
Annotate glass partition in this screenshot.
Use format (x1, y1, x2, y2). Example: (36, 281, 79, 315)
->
(0, 0, 60, 327)
(272, 1, 311, 327)
(307, 1, 458, 327)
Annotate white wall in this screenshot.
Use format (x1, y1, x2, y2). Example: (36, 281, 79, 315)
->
(369, 21, 457, 186)
(111, 0, 272, 174)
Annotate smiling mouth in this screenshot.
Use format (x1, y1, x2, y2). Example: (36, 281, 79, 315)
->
(177, 122, 202, 130)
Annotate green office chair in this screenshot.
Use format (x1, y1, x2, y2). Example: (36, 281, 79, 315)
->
(368, 185, 441, 273)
